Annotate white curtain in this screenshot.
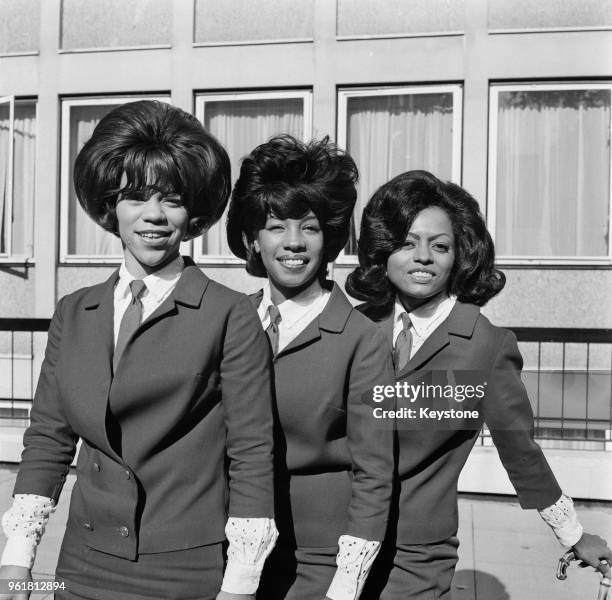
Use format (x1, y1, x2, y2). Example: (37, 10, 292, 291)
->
(496, 89, 610, 257)
(346, 93, 454, 254)
(11, 103, 37, 256)
(202, 98, 304, 256)
(68, 104, 123, 256)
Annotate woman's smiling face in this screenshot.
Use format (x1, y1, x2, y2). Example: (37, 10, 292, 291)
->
(254, 211, 324, 303)
(386, 206, 455, 310)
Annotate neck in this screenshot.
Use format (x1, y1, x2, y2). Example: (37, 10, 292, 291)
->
(268, 276, 323, 305)
(123, 252, 181, 279)
(398, 291, 448, 313)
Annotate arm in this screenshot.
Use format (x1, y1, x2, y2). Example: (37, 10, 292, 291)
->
(482, 330, 561, 509)
(14, 297, 78, 499)
(219, 295, 276, 595)
(484, 331, 611, 568)
(325, 327, 395, 600)
(1, 300, 77, 598)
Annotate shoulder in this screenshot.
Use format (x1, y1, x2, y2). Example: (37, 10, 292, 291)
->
(354, 301, 392, 323)
(471, 310, 516, 346)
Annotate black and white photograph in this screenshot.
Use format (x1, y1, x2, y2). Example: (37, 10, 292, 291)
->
(0, 1, 611, 599)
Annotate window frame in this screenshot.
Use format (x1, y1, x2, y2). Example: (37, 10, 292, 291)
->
(0, 96, 15, 261)
(488, 82, 612, 266)
(59, 95, 172, 264)
(0, 96, 37, 264)
(193, 89, 313, 264)
(336, 84, 463, 264)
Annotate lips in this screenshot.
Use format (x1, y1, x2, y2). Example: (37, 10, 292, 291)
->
(409, 270, 436, 283)
(277, 255, 309, 269)
(136, 230, 172, 246)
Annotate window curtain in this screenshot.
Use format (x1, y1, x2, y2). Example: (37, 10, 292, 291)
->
(202, 98, 304, 256)
(11, 103, 37, 256)
(68, 104, 123, 256)
(345, 93, 455, 254)
(496, 89, 611, 257)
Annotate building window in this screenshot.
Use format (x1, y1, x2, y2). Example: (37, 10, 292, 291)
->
(195, 90, 312, 261)
(489, 84, 612, 264)
(60, 96, 170, 263)
(337, 85, 463, 257)
(0, 97, 36, 260)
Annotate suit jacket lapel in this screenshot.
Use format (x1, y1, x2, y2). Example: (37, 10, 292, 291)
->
(250, 283, 351, 359)
(81, 270, 121, 457)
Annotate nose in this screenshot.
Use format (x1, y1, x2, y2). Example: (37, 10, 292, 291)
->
(141, 195, 166, 223)
(283, 226, 306, 251)
(413, 240, 433, 264)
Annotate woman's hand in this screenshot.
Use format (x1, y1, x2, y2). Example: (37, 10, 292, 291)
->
(0, 564, 32, 600)
(572, 532, 612, 573)
(215, 592, 255, 600)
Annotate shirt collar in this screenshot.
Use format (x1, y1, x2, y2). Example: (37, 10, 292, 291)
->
(394, 293, 457, 338)
(117, 256, 184, 302)
(259, 280, 327, 327)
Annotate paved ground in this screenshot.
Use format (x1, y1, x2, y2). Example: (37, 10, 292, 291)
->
(0, 464, 610, 599)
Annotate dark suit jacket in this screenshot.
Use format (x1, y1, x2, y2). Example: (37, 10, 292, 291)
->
(252, 283, 395, 547)
(360, 301, 562, 545)
(15, 261, 275, 559)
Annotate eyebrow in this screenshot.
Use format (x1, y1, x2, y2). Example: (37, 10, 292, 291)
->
(406, 232, 453, 240)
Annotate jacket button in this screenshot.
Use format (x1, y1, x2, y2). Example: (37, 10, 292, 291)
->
(118, 526, 129, 537)
(83, 522, 93, 531)
(124, 470, 131, 480)
(92, 463, 100, 471)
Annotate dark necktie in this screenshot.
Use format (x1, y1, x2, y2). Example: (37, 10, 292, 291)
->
(394, 312, 413, 373)
(265, 305, 282, 355)
(113, 280, 146, 372)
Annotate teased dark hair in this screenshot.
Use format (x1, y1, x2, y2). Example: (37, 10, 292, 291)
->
(73, 100, 230, 239)
(346, 170, 505, 312)
(226, 134, 358, 278)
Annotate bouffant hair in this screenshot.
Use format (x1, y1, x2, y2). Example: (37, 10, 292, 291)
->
(346, 170, 505, 312)
(226, 134, 358, 278)
(73, 100, 230, 239)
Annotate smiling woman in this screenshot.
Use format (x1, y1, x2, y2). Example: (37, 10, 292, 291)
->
(226, 135, 395, 600)
(0, 100, 278, 600)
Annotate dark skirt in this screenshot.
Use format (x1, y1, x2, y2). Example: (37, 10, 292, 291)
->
(362, 536, 460, 600)
(257, 544, 338, 600)
(54, 524, 224, 600)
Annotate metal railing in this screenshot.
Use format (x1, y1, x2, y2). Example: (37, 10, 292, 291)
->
(1, 319, 611, 449)
(0, 318, 50, 427)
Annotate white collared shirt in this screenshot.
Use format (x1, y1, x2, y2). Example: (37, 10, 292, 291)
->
(113, 256, 184, 344)
(392, 294, 457, 358)
(257, 280, 331, 352)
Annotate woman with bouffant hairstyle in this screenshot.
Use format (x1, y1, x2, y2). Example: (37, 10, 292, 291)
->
(74, 99, 230, 240)
(0, 100, 278, 600)
(227, 134, 394, 600)
(347, 169, 505, 317)
(347, 170, 611, 600)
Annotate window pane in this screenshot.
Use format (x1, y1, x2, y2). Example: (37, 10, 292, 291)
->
(337, 0, 463, 37)
(66, 104, 123, 257)
(61, 0, 171, 50)
(0, 101, 10, 254)
(0, 0, 40, 54)
(344, 92, 455, 254)
(488, 0, 612, 31)
(195, 0, 313, 44)
(11, 102, 36, 256)
(495, 89, 611, 257)
(200, 97, 305, 256)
